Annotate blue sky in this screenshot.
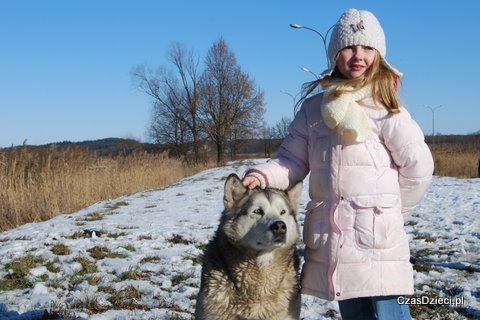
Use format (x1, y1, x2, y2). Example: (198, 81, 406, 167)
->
(1, 1, 478, 147)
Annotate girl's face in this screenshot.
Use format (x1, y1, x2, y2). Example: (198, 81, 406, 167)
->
(336, 45, 377, 79)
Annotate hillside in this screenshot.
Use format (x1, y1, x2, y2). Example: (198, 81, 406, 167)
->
(0, 160, 478, 319)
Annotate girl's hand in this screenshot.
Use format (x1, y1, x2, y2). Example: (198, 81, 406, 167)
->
(242, 176, 261, 189)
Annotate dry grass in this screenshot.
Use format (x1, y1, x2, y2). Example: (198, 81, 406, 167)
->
(0, 138, 477, 232)
(0, 146, 215, 231)
(429, 142, 479, 178)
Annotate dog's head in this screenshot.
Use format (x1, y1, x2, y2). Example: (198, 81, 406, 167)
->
(221, 173, 302, 252)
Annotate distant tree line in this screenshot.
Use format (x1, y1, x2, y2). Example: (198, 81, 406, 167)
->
(132, 38, 288, 164)
(424, 134, 480, 146)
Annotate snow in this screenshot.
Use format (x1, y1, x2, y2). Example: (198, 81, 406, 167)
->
(0, 159, 478, 319)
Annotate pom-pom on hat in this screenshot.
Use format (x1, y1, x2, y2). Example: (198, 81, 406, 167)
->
(320, 8, 402, 79)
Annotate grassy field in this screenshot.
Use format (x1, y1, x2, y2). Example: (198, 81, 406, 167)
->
(0, 146, 215, 232)
(425, 135, 479, 178)
(429, 144, 479, 178)
(0, 137, 478, 232)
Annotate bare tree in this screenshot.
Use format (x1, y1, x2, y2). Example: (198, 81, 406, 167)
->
(200, 38, 265, 164)
(260, 121, 277, 157)
(148, 99, 191, 156)
(132, 43, 203, 161)
(274, 116, 292, 138)
(168, 43, 202, 161)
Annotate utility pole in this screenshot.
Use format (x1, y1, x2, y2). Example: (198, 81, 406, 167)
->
(426, 105, 442, 144)
(290, 23, 335, 69)
(280, 90, 301, 116)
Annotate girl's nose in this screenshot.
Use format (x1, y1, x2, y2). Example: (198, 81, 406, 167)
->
(352, 46, 365, 60)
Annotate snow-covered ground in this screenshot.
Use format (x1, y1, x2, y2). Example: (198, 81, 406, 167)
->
(0, 159, 478, 320)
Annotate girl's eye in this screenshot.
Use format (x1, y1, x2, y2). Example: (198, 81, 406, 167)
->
(253, 208, 263, 215)
(364, 46, 374, 51)
(280, 209, 286, 215)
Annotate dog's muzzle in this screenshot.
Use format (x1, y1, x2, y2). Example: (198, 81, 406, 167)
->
(270, 221, 287, 242)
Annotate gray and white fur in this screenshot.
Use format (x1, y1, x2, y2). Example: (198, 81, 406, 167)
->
(195, 173, 302, 320)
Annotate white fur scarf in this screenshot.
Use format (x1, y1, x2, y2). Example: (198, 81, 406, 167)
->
(321, 84, 373, 143)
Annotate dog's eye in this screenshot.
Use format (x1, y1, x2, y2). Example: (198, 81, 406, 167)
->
(280, 209, 286, 215)
(253, 208, 263, 215)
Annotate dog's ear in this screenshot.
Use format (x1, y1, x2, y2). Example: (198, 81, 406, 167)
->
(286, 181, 302, 212)
(224, 173, 248, 209)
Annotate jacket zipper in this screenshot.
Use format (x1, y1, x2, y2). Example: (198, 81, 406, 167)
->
(331, 137, 344, 299)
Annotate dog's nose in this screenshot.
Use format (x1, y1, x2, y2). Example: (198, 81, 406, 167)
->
(270, 221, 287, 235)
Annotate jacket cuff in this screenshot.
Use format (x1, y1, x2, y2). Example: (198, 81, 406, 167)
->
(401, 206, 415, 219)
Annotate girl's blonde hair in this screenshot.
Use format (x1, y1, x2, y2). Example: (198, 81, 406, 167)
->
(299, 50, 401, 113)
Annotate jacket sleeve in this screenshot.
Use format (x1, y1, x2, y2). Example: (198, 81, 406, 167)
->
(245, 101, 311, 190)
(382, 108, 434, 218)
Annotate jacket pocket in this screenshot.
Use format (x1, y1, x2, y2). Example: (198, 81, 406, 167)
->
(303, 202, 329, 251)
(352, 195, 402, 250)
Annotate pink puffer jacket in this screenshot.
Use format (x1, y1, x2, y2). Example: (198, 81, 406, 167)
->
(247, 92, 434, 301)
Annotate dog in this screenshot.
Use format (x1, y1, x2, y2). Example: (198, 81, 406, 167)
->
(195, 173, 302, 320)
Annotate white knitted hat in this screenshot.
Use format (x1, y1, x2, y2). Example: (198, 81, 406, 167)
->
(320, 8, 402, 79)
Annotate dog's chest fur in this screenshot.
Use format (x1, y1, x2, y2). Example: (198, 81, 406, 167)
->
(200, 238, 300, 319)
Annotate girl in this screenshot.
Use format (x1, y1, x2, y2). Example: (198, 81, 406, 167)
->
(243, 8, 434, 320)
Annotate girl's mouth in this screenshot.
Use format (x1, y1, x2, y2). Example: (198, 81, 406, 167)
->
(351, 64, 364, 71)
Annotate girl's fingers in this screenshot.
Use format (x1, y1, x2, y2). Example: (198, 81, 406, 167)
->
(242, 176, 260, 189)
